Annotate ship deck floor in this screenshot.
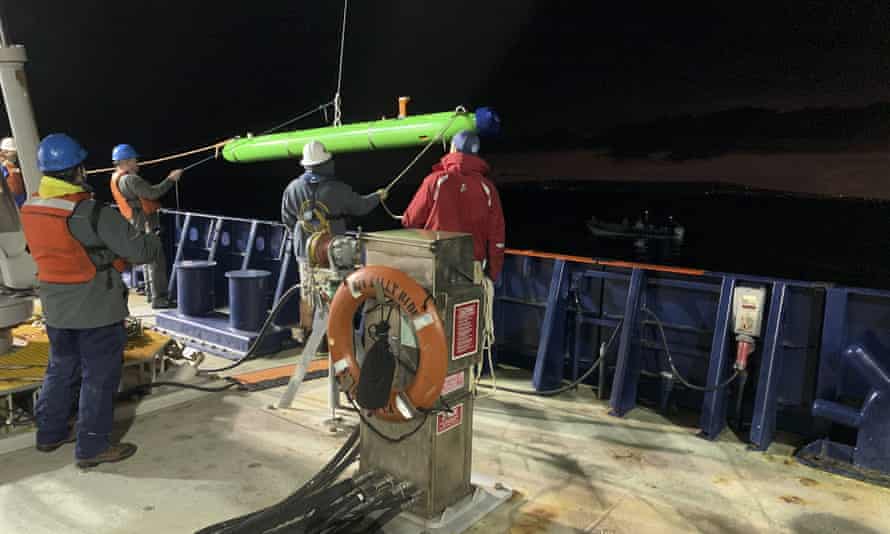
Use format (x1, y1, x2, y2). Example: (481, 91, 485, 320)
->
(0, 296, 887, 534)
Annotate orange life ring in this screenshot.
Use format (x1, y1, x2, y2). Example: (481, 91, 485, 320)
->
(328, 265, 447, 422)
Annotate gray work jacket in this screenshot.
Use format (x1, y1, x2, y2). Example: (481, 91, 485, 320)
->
(281, 171, 379, 258)
(117, 173, 174, 229)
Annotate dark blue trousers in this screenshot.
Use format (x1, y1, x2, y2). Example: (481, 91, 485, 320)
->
(36, 323, 127, 459)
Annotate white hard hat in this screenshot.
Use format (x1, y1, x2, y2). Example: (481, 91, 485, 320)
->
(301, 140, 332, 167)
(0, 137, 15, 152)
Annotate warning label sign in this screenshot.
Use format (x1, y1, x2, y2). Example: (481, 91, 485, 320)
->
(452, 299, 480, 360)
(442, 371, 465, 396)
(436, 403, 464, 435)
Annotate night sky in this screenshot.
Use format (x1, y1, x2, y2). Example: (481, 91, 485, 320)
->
(3, 1, 890, 218)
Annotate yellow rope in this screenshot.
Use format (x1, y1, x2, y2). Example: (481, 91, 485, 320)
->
(85, 137, 233, 175)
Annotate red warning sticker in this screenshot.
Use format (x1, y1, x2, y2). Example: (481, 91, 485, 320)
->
(442, 371, 466, 396)
(452, 299, 480, 360)
(436, 403, 464, 435)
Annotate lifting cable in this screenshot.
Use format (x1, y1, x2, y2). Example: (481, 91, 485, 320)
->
(332, 0, 349, 127)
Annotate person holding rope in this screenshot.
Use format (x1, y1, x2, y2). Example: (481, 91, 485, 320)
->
(281, 140, 387, 339)
(109, 143, 182, 309)
(402, 130, 505, 282)
(401, 130, 505, 388)
(21, 133, 165, 468)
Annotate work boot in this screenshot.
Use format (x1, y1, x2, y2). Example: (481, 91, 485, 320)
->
(35, 430, 76, 453)
(76, 442, 138, 469)
(151, 296, 175, 310)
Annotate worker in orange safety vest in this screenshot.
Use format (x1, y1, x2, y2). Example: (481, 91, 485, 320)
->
(20, 133, 165, 468)
(109, 143, 182, 308)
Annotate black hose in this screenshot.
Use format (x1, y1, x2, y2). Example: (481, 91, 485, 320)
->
(118, 379, 245, 398)
(142, 380, 244, 393)
(148, 284, 302, 394)
(476, 318, 624, 397)
(641, 307, 739, 392)
(200, 283, 303, 373)
(197, 428, 360, 534)
(233, 479, 358, 534)
(733, 370, 749, 430)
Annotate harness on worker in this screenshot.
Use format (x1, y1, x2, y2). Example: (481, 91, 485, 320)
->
(298, 180, 345, 236)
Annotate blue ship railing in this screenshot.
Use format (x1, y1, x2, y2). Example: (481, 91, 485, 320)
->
(156, 210, 890, 468)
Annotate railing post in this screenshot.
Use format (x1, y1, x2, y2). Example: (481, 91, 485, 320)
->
(749, 281, 788, 450)
(699, 275, 736, 439)
(532, 260, 570, 391)
(609, 268, 645, 417)
(166, 212, 192, 297)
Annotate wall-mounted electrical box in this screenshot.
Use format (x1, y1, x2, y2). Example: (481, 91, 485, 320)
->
(732, 286, 767, 337)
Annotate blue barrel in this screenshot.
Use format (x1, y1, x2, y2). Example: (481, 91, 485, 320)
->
(226, 269, 272, 331)
(176, 260, 217, 317)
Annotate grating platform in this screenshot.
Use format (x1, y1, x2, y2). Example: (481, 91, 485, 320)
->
(0, 323, 172, 426)
(154, 310, 295, 360)
(0, 324, 171, 394)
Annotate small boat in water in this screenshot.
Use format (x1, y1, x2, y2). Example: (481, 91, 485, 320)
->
(587, 211, 686, 242)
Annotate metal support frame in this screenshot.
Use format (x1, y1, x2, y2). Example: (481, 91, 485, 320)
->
(277, 308, 329, 409)
(206, 217, 224, 263)
(167, 212, 192, 296)
(814, 287, 849, 402)
(749, 281, 788, 450)
(699, 276, 737, 439)
(531, 260, 569, 390)
(273, 235, 294, 307)
(241, 221, 258, 270)
(609, 268, 646, 417)
(0, 38, 41, 196)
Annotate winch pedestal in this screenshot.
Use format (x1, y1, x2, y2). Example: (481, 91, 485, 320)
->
(358, 230, 483, 519)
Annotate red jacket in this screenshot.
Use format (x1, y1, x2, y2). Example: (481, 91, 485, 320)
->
(402, 152, 505, 281)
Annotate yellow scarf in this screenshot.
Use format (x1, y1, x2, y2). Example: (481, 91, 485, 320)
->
(37, 176, 86, 199)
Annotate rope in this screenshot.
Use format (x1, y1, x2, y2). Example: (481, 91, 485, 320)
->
(85, 138, 232, 175)
(333, 0, 348, 127)
(86, 101, 332, 178)
(378, 106, 467, 221)
(473, 274, 497, 395)
(379, 198, 402, 221)
(382, 106, 466, 195)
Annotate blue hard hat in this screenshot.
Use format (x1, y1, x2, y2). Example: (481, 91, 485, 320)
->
(451, 130, 481, 155)
(111, 144, 140, 162)
(37, 133, 88, 172)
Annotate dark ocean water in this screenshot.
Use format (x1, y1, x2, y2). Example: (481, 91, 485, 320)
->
(495, 181, 890, 290)
(154, 174, 890, 291)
